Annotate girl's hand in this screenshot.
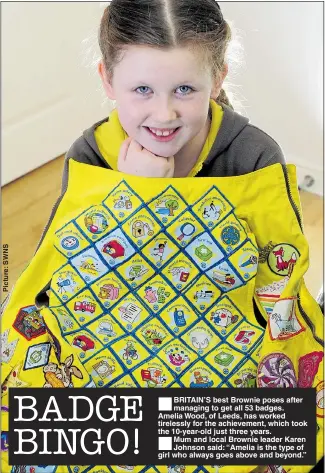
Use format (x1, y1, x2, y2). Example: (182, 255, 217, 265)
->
(117, 137, 175, 178)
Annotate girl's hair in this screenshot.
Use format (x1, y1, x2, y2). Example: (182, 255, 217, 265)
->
(99, 0, 233, 109)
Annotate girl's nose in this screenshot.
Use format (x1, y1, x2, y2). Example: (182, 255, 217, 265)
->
(152, 98, 178, 124)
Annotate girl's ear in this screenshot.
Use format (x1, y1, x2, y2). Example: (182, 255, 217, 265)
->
(210, 63, 228, 100)
(98, 60, 116, 100)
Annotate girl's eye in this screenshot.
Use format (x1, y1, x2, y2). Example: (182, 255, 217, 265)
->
(135, 86, 151, 95)
(176, 85, 193, 95)
(135, 85, 194, 95)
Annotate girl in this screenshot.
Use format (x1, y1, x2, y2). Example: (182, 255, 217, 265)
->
(59, 0, 285, 192)
(2, 2, 322, 473)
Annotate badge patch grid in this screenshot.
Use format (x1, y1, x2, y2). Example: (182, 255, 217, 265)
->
(50, 183, 261, 391)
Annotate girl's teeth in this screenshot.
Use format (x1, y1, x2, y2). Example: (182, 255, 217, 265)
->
(149, 128, 176, 136)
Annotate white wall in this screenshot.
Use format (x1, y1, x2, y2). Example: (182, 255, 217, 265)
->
(220, 1, 323, 194)
(2, 2, 323, 194)
(1, 2, 108, 186)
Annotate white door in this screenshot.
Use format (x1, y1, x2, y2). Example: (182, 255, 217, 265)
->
(2, 2, 111, 186)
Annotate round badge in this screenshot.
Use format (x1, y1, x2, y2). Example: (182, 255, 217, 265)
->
(221, 226, 240, 246)
(85, 211, 108, 235)
(61, 236, 79, 251)
(267, 243, 300, 277)
(257, 353, 297, 388)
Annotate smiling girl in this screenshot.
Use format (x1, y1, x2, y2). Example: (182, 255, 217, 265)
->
(63, 0, 285, 185)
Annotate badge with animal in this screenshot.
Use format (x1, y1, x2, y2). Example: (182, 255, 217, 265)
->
(269, 298, 305, 340)
(43, 354, 83, 388)
(261, 242, 300, 277)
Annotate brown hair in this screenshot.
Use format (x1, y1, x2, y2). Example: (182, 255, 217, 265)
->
(99, 0, 233, 109)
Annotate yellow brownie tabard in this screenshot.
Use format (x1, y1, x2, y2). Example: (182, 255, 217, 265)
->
(1, 161, 324, 473)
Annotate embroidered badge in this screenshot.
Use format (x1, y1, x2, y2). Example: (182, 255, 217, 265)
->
(13, 306, 46, 341)
(23, 342, 51, 370)
(297, 352, 324, 388)
(267, 243, 300, 277)
(268, 298, 305, 340)
(1, 364, 29, 396)
(257, 353, 297, 388)
(43, 354, 83, 388)
(1, 329, 19, 363)
(256, 276, 290, 316)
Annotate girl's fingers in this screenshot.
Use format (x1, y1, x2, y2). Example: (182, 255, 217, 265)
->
(118, 137, 133, 162)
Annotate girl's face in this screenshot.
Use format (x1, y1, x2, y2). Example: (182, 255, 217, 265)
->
(100, 45, 224, 158)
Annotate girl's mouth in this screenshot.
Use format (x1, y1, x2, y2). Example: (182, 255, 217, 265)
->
(144, 126, 181, 142)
